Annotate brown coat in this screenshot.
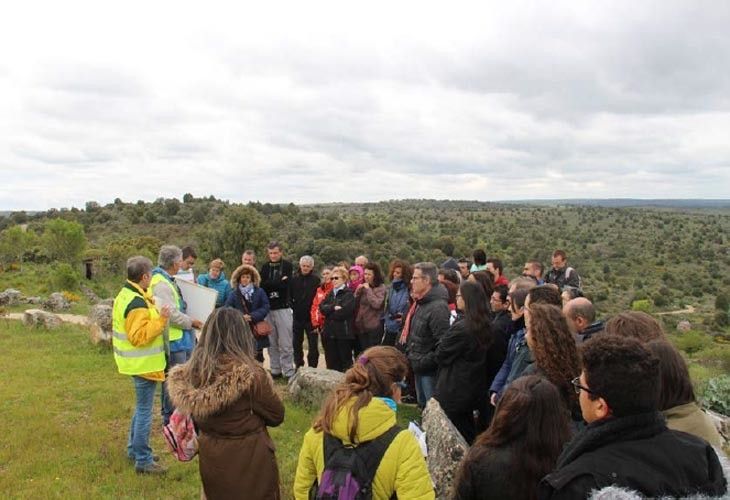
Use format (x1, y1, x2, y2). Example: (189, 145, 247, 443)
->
(354, 283, 386, 332)
(167, 358, 285, 499)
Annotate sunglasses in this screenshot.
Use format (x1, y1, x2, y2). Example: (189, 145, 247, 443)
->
(331, 276, 342, 281)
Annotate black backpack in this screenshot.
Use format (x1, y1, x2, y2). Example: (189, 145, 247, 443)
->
(311, 425, 401, 500)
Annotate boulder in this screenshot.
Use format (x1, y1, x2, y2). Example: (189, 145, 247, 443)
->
(80, 285, 101, 304)
(287, 367, 344, 409)
(705, 409, 730, 448)
(22, 296, 42, 305)
(88, 304, 113, 346)
(677, 320, 692, 332)
(43, 292, 71, 312)
(99, 298, 115, 307)
(422, 398, 469, 499)
(0, 288, 22, 306)
(22, 309, 62, 329)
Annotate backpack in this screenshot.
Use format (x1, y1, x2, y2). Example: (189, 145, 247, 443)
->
(311, 425, 401, 500)
(162, 409, 198, 462)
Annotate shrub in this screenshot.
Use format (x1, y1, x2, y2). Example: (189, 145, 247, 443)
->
(715, 310, 729, 328)
(653, 295, 668, 308)
(673, 330, 712, 356)
(631, 299, 652, 313)
(61, 291, 81, 303)
(53, 263, 81, 291)
(701, 375, 730, 416)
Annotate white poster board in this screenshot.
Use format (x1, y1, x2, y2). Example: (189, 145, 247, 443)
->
(177, 279, 217, 326)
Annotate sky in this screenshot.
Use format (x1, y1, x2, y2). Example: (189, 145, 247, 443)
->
(1, 1, 729, 210)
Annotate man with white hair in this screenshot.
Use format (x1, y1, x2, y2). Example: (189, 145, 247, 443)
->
(355, 255, 368, 267)
(290, 255, 320, 369)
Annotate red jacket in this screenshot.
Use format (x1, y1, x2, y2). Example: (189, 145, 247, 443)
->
(310, 282, 333, 329)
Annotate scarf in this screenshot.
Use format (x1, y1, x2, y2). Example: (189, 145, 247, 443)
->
(238, 283, 254, 302)
(398, 299, 420, 345)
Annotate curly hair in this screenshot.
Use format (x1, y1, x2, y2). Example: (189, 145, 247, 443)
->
(526, 303, 581, 412)
(313, 346, 408, 443)
(387, 259, 412, 284)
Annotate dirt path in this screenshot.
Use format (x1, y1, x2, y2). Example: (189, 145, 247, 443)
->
(656, 305, 696, 316)
(2, 311, 89, 325)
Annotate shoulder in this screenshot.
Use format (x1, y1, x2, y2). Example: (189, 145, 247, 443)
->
(124, 296, 148, 316)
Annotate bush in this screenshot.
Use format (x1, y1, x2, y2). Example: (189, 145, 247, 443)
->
(631, 299, 652, 313)
(653, 294, 668, 308)
(673, 330, 712, 356)
(715, 310, 729, 327)
(53, 263, 81, 291)
(701, 375, 730, 416)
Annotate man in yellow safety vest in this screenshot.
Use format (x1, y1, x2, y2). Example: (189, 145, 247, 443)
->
(113, 255, 172, 475)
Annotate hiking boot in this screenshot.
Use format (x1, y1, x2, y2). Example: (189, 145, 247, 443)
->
(135, 462, 167, 475)
(128, 454, 160, 464)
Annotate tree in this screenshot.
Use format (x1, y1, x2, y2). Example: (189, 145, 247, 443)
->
(42, 218, 87, 264)
(0, 225, 32, 270)
(196, 206, 271, 264)
(183, 193, 194, 203)
(715, 293, 729, 312)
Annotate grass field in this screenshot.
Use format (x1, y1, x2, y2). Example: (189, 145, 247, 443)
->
(0, 319, 421, 499)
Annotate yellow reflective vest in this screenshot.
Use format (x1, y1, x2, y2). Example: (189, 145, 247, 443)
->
(150, 273, 184, 342)
(112, 284, 166, 375)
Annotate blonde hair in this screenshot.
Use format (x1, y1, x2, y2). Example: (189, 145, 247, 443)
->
(209, 258, 225, 270)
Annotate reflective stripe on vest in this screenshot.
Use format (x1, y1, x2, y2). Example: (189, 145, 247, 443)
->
(112, 286, 166, 376)
(150, 273, 184, 342)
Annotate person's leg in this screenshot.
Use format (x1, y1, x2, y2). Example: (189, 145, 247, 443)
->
(304, 322, 319, 368)
(367, 329, 381, 350)
(274, 309, 295, 377)
(266, 312, 282, 376)
(414, 374, 426, 408)
(323, 332, 337, 370)
(131, 376, 157, 467)
(382, 330, 397, 346)
(446, 410, 476, 445)
(420, 373, 437, 404)
(161, 350, 187, 425)
(292, 318, 305, 369)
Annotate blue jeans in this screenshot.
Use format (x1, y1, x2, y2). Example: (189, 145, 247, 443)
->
(415, 373, 437, 409)
(127, 376, 158, 467)
(161, 349, 191, 425)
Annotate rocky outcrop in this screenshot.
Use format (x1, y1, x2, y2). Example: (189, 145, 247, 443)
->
(0, 288, 22, 306)
(422, 398, 469, 499)
(706, 409, 730, 448)
(22, 309, 62, 329)
(80, 285, 101, 304)
(677, 320, 692, 332)
(43, 292, 70, 312)
(287, 367, 344, 409)
(88, 304, 113, 346)
(22, 296, 42, 305)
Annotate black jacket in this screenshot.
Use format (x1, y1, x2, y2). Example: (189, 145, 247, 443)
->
(576, 320, 604, 344)
(289, 271, 320, 322)
(492, 310, 512, 338)
(539, 411, 727, 499)
(434, 316, 508, 414)
(319, 287, 356, 340)
(403, 285, 450, 375)
(453, 445, 524, 500)
(544, 266, 580, 291)
(259, 259, 293, 310)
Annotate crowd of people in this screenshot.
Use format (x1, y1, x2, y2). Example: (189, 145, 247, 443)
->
(111, 243, 728, 499)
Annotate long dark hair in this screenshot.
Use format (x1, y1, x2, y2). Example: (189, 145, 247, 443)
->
(471, 270, 494, 299)
(456, 376, 571, 500)
(527, 303, 581, 412)
(314, 346, 408, 443)
(647, 340, 695, 410)
(459, 280, 493, 348)
(363, 262, 384, 287)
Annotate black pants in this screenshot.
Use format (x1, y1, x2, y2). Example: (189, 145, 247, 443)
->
(356, 329, 383, 356)
(293, 318, 319, 368)
(446, 410, 478, 445)
(382, 329, 400, 346)
(324, 337, 353, 372)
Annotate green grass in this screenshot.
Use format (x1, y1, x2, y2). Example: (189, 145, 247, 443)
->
(0, 319, 423, 499)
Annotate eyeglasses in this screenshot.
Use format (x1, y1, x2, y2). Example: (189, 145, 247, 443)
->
(331, 276, 341, 281)
(571, 377, 598, 396)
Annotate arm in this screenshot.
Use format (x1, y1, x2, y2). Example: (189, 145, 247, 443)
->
(252, 368, 285, 427)
(538, 474, 598, 500)
(394, 432, 436, 500)
(196, 274, 207, 286)
(566, 269, 581, 289)
(360, 285, 386, 310)
(329, 291, 355, 321)
(418, 302, 451, 370)
(293, 429, 321, 500)
(152, 281, 193, 329)
(250, 288, 270, 323)
(125, 307, 168, 347)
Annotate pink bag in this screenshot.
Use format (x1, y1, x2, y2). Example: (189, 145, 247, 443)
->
(162, 409, 198, 462)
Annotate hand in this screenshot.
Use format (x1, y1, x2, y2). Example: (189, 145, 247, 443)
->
(160, 305, 172, 319)
(334, 305, 342, 311)
(490, 393, 498, 407)
(191, 319, 203, 329)
(243, 314, 252, 322)
(281, 276, 288, 281)
(356, 284, 365, 291)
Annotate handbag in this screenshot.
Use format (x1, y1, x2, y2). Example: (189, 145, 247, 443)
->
(239, 293, 273, 338)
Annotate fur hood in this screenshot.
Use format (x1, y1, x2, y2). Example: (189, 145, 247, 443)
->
(166, 358, 259, 420)
(588, 447, 730, 500)
(230, 264, 261, 288)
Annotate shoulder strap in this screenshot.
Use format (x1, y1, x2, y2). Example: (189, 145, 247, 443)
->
(359, 425, 401, 479)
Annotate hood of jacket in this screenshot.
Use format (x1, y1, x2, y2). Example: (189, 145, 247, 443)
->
(204, 271, 227, 284)
(230, 264, 261, 288)
(166, 357, 257, 421)
(329, 397, 397, 445)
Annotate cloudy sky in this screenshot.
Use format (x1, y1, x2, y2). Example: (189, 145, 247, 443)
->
(1, 1, 729, 210)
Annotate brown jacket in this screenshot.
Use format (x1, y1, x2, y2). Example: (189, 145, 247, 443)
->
(664, 402, 724, 449)
(355, 284, 386, 332)
(167, 358, 285, 499)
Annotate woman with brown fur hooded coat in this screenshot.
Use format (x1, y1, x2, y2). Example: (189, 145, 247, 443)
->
(167, 308, 285, 499)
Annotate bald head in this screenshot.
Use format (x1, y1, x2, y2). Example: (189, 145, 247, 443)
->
(564, 297, 595, 334)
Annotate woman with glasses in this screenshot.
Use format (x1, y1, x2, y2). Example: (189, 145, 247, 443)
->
(434, 281, 509, 444)
(453, 375, 571, 500)
(319, 266, 356, 372)
(523, 303, 582, 424)
(294, 346, 434, 499)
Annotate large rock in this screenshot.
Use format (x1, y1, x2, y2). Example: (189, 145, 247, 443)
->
(22, 296, 42, 305)
(422, 398, 469, 499)
(80, 285, 101, 304)
(43, 292, 71, 312)
(88, 304, 113, 346)
(705, 409, 730, 448)
(22, 309, 62, 329)
(0, 288, 22, 306)
(677, 320, 692, 332)
(98, 298, 115, 307)
(287, 367, 344, 409)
